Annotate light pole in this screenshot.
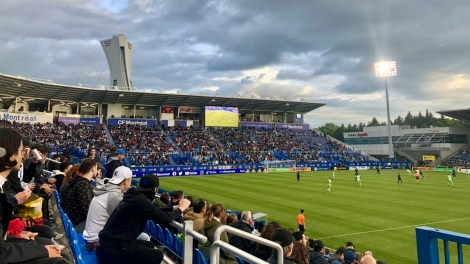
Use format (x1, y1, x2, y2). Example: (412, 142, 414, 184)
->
(374, 61, 397, 160)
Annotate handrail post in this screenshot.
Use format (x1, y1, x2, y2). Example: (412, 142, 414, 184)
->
(182, 221, 193, 264)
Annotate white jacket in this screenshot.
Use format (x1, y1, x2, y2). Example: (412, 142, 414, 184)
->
(83, 183, 124, 242)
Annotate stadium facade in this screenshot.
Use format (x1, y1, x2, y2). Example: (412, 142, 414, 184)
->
(0, 72, 324, 129)
(343, 125, 470, 164)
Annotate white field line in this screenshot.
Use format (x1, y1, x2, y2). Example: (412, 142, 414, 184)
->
(317, 217, 470, 240)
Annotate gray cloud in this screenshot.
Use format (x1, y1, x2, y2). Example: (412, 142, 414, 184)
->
(1, 0, 470, 128)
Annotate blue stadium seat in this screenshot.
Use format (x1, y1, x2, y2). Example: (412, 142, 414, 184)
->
(75, 254, 87, 264)
(163, 228, 174, 251)
(173, 233, 183, 258)
(71, 240, 81, 261)
(156, 224, 164, 242)
(144, 220, 166, 245)
(236, 256, 245, 264)
(193, 248, 208, 264)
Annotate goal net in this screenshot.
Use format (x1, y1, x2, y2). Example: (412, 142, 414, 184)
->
(264, 160, 297, 173)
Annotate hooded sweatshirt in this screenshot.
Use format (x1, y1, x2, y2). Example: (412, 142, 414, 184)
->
(83, 183, 124, 242)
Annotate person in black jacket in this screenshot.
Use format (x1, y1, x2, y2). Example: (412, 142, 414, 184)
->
(96, 174, 190, 264)
(309, 239, 327, 264)
(105, 149, 125, 178)
(0, 127, 69, 264)
(229, 210, 256, 253)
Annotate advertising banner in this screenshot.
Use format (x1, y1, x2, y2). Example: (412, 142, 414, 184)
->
(178, 106, 201, 114)
(107, 118, 157, 126)
(1, 112, 53, 124)
(80, 117, 101, 125)
(58, 116, 80, 124)
(240, 121, 272, 129)
(275, 123, 310, 130)
(423, 155, 435, 161)
(434, 167, 453, 172)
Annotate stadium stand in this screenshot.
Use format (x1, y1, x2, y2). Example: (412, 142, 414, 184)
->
(1, 119, 372, 169)
(442, 145, 470, 167)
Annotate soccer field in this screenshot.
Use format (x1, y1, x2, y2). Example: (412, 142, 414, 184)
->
(159, 169, 470, 263)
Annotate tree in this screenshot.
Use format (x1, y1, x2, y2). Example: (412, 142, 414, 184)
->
(368, 117, 380, 127)
(317, 110, 467, 141)
(394, 115, 404, 125)
(404, 111, 413, 126)
(318, 123, 339, 136)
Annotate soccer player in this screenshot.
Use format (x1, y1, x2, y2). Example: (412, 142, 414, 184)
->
(327, 177, 332, 192)
(376, 166, 381, 175)
(355, 167, 359, 176)
(296, 171, 300, 183)
(355, 174, 361, 186)
(406, 169, 412, 176)
(447, 174, 454, 187)
(397, 173, 402, 184)
(331, 171, 336, 180)
(452, 168, 456, 178)
(414, 172, 420, 184)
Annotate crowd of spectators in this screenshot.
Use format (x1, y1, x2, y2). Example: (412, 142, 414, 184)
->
(442, 145, 470, 167)
(0, 120, 112, 162)
(0, 120, 372, 167)
(108, 124, 173, 166)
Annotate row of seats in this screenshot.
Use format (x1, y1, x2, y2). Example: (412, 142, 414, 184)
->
(53, 190, 97, 264)
(144, 220, 208, 264)
(54, 189, 209, 264)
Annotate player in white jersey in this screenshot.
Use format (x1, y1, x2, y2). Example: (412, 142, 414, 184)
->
(355, 174, 361, 186)
(447, 174, 454, 187)
(331, 171, 336, 180)
(327, 177, 332, 192)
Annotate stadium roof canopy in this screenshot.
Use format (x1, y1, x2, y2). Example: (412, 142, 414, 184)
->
(437, 108, 470, 123)
(0, 73, 324, 114)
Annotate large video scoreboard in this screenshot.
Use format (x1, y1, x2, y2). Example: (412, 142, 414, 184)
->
(204, 106, 239, 127)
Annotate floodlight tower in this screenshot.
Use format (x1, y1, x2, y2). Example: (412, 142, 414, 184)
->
(100, 34, 133, 90)
(374, 61, 397, 160)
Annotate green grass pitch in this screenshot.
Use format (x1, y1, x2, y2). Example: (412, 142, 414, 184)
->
(159, 169, 470, 263)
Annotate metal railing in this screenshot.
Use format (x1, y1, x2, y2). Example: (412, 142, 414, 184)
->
(416, 226, 470, 264)
(170, 220, 208, 264)
(210, 225, 284, 264)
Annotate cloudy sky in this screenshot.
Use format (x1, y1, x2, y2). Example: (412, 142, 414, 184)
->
(1, 0, 469, 128)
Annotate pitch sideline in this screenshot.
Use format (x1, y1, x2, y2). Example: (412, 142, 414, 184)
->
(317, 217, 470, 240)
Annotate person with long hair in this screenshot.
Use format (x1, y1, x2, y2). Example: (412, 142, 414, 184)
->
(199, 203, 237, 264)
(59, 164, 80, 197)
(252, 221, 282, 261)
(291, 240, 309, 264)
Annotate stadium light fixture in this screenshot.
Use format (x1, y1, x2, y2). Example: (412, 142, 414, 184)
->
(374, 60, 397, 160)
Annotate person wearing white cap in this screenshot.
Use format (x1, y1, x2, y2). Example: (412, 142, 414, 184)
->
(83, 166, 133, 251)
